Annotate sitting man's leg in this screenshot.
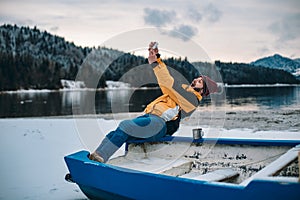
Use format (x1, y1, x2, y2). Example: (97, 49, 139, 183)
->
(90, 114, 166, 162)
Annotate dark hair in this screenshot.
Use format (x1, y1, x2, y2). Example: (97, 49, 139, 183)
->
(201, 75, 218, 97)
(202, 80, 208, 96)
(192, 75, 217, 97)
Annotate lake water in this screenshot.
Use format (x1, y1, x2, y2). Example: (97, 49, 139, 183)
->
(0, 86, 299, 118)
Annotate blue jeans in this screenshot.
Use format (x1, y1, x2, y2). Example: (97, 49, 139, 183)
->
(95, 114, 166, 162)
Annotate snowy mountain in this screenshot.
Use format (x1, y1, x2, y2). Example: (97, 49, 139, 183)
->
(294, 58, 300, 63)
(0, 24, 89, 69)
(251, 54, 300, 77)
(0, 24, 124, 90)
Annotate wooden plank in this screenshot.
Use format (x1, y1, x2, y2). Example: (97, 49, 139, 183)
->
(241, 145, 300, 186)
(109, 156, 191, 175)
(159, 161, 192, 176)
(180, 168, 239, 182)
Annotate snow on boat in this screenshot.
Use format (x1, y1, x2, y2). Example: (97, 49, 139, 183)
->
(64, 137, 300, 200)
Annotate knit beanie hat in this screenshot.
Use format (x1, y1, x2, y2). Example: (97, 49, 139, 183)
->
(201, 75, 218, 97)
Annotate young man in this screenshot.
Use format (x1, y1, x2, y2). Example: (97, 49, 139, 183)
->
(89, 42, 218, 163)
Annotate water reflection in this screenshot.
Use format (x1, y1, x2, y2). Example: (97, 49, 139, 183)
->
(225, 86, 299, 109)
(0, 92, 62, 117)
(0, 86, 299, 118)
(106, 89, 133, 113)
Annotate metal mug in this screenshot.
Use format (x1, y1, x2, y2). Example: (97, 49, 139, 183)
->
(192, 128, 203, 140)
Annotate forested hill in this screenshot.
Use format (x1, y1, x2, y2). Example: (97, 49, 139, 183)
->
(0, 24, 90, 90)
(214, 61, 298, 85)
(0, 24, 299, 91)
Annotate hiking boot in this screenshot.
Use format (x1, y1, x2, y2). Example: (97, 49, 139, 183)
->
(89, 152, 104, 163)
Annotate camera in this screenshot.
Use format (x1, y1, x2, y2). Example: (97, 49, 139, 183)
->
(152, 42, 158, 49)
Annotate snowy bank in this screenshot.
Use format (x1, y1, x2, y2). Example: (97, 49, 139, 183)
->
(0, 118, 86, 200)
(60, 79, 86, 89)
(1, 115, 300, 199)
(106, 81, 131, 90)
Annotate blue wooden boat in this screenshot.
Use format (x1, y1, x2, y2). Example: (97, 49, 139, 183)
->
(64, 137, 300, 200)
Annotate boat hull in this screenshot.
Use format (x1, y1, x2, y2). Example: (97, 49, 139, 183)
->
(64, 138, 300, 200)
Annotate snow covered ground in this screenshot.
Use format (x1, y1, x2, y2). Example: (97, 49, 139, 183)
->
(0, 112, 300, 199)
(0, 118, 86, 200)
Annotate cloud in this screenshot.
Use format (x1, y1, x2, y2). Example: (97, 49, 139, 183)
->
(185, 3, 222, 24)
(203, 3, 222, 23)
(257, 46, 270, 55)
(142, 7, 199, 41)
(168, 24, 198, 41)
(50, 26, 59, 32)
(187, 7, 202, 22)
(0, 14, 35, 27)
(143, 8, 176, 27)
(268, 13, 300, 42)
(142, 3, 221, 41)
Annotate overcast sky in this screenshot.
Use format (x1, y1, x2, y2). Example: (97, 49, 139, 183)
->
(1, 0, 300, 62)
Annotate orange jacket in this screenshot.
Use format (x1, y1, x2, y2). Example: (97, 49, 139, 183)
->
(144, 58, 202, 121)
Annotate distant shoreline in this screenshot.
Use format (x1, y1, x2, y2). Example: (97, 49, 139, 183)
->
(224, 83, 300, 88)
(1, 84, 300, 94)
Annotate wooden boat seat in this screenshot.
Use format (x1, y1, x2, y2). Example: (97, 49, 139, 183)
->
(241, 145, 300, 186)
(180, 168, 239, 182)
(109, 156, 192, 175)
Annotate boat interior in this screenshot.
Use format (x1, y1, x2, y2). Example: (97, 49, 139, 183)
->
(107, 137, 300, 185)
